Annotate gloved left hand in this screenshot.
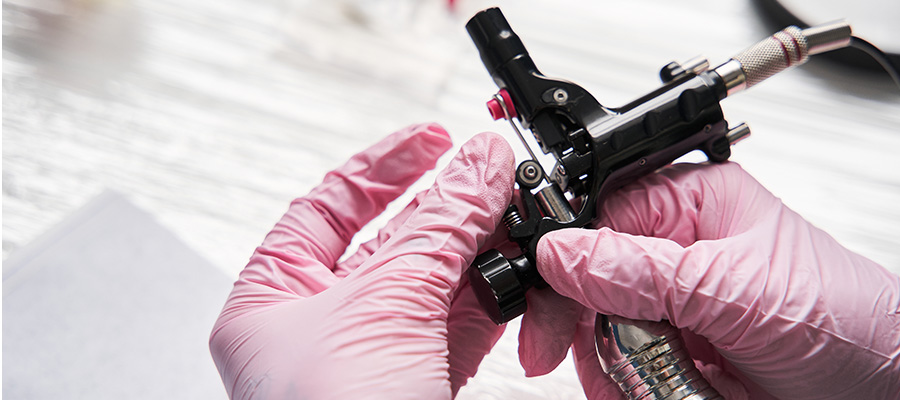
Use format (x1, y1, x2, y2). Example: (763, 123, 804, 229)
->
(209, 124, 515, 399)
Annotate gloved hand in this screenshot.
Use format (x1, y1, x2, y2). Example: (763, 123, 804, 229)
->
(209, 124, 516, 399)
(519, 162, 900, 399)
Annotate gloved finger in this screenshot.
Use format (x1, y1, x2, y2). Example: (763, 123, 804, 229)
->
(570, 309, 626, 400)
(693, 361, 751, 400)
(680, 330, 777, 400)
(515, 164, 724, 378)
(333, 153, 516, 396)
(331, 190, 509, 395)
(272, 122, 450, 269)
(518, 163, 771, 392)
(332, 184, 511, 394)
(445, 191, 526, 393)
(596, 162, 778, 246)
(234, 123, 451, 300)
(517, 288, 582, 377)
(337, 188, 520, 280)
(538, 219, 828, 363)
(536, 226, 757, 329)
(339, 131, 515, 318)
(334, 190, 427, 278)
(446, 276, 506, 396)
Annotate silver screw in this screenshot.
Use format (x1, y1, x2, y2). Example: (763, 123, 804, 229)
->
(523, 164, 538, 179)
(553, 89, 568, 103)
(556, 164, 567, 176)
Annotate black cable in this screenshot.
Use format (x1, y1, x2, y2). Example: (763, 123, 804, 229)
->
(849, 36, 900, 91)
(752, 0, 900, 95)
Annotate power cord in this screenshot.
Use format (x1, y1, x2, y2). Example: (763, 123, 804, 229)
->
(849, 36, 900, 90)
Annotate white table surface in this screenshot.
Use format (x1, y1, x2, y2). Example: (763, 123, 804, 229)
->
(4, 0, 899, 398)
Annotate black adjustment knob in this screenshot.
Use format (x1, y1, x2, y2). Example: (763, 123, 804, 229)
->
(468, 249, 535, 324)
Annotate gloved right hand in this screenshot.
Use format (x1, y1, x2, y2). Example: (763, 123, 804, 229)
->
(521, 162, 900, 399)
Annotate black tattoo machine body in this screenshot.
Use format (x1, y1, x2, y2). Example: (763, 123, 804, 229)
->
(465, 8, 852, 400)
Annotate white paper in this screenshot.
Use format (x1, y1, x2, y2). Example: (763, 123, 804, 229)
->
(3, 191, 232, 399)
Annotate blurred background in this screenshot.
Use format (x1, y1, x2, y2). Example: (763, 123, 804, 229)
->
(3, 0, 899, 398)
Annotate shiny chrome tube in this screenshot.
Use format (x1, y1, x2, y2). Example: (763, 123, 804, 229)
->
(594, 315, 722, 400)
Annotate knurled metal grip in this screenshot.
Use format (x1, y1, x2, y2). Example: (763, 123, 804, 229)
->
(734, 26, 809, 88)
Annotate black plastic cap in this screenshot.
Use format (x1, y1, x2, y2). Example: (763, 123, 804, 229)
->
(468, 249, 529, 325)
(465, 8, 534, 82)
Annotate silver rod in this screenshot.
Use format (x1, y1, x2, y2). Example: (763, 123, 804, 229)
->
(494, 93, 553, 185)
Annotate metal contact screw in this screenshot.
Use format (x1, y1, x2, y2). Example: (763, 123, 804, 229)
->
(516, 160, 544, 188)
(553, 88, 568, 103)
(556, 164, 567, 176)
(523, 164, 538, 180)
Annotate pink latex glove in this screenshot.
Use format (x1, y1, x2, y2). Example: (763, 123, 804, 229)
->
(520, 162, 900, 399)
(209, 124, 516, 399)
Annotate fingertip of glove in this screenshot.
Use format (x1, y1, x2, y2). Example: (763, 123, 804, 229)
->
(517, 318, 559, 377)
(463, 132, 515, 168)
(518, 338, 563, 378)
(694, 361, 750, 400)
(536, 228, 590, 272)
(405, 122, 453, 158)
(475, 131, 515, 182)
(535, 227, 632, 302)
(517, 289, 583, 377)
(537, 227, 628, 266)
(447, 132, 515, 216)
(364, 124, 453, 185)
(519, 353, 556, 377)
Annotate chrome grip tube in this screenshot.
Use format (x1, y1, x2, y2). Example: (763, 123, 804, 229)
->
(594, 315, 722, 400)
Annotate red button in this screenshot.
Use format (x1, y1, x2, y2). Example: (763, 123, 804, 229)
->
(487, 98, 504, 120)
(485, 89, 517, 120)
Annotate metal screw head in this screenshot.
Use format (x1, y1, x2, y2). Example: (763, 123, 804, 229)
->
(516, 160, 543, 188)
(553, 88, 568, 103)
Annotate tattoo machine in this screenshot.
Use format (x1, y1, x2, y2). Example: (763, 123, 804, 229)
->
(465, 7, 853, 400)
